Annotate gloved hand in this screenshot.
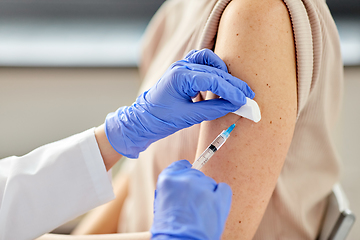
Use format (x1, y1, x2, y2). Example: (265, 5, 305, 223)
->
(105, 49, 255, 158)
(151, 160, 232, 240)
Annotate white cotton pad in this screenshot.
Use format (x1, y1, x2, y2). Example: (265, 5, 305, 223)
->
(233, 97, 261, 123)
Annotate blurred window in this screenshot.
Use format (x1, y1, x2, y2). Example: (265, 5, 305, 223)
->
(327, 0, 360, 16)
(0, 0, 165, 20)
(0, 0, 165, 67)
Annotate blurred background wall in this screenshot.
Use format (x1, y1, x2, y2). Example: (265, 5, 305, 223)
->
(324, 1, 360, 239)
(0, 0, 165, 159)
(0, 0, 359, 238)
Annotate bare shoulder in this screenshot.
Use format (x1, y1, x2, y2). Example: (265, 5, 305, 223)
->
(214, 0, 297, 122)
(221, 0, 293, 36)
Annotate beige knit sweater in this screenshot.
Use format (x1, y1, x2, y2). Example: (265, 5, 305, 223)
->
(119, 0, 344, 238)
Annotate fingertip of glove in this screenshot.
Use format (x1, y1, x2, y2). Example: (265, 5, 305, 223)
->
(184, 49, 199, 59)
(166, 160, 192, 171)
(216, 183, 233, 198)
(184, 49, 228, 72)
(222, 96, 246, 112)
(247, 86, 256, 99)
(242, 94, 248, 106)
(230, 93, 248, 108)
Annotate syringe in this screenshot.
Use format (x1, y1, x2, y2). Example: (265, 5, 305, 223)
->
(192, 119, 239, 170)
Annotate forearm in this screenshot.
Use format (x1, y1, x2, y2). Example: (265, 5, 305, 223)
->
(94, 124, 123, 171)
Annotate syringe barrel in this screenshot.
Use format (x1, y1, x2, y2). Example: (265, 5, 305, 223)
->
(192, 131, 227, 170)
(192, 148, 215, 170)
(211, 130, 227, 149)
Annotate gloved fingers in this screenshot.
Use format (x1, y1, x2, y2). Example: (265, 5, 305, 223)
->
(184, 49, 199, 59)
(189, 72, 249, 106)
(179, 169, 218, 191)
(157, 165, 217, 194)
(160, 160, 206, 179)
(184, 49, 228, 72)
(186, 99, 241, 122)
(159, 160, 218, 185)
(172, 169, 218, 190)
(201, 175, 220, 190)
(174, 63, 255, 99)
(163, 160, 192, 173)
(215, 182, 232, 201)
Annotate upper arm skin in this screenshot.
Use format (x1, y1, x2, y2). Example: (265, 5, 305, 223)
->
(195, 0, 297, 239)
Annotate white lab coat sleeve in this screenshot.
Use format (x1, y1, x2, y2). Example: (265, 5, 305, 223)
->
(0, 128, 115, 240)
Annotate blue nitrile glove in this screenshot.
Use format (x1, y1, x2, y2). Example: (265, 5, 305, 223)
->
(105, 49, 255, 158)
(151, 160, 232, 240)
